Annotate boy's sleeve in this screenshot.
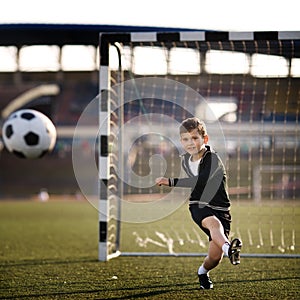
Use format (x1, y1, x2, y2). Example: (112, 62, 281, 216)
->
(168, 176, 197, 187)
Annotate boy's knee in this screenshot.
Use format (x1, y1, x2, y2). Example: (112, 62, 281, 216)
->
(202, 215, 222, 230)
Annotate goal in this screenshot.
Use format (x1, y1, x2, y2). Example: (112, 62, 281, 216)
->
(97, 31, 300, 261)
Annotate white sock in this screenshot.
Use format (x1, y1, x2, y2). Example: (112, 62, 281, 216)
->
(222, 242, 230, 257)
(198, 265, 209, 275)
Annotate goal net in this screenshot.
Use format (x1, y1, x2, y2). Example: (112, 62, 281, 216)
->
(95, 31, 300, 261)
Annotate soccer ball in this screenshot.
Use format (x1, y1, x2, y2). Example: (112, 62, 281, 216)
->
(2, 109, 57, 159)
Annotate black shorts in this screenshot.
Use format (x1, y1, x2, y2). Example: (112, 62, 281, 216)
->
(189, 205, 231, 241)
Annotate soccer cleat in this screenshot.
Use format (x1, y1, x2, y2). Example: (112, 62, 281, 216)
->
(228, 238, 242, 265)
(198, 273, 213, 289)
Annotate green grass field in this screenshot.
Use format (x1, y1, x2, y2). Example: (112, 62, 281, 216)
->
(0, 200, 299, 299)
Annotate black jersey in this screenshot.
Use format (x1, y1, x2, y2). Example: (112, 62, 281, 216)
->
(169, 145, 230, 211)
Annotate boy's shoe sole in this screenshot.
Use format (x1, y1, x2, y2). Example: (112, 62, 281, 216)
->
(198, 273, 213, 289)
(229, 238, 242, 265)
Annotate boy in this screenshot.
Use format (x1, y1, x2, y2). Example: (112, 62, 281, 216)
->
(155, 117, 242, 290)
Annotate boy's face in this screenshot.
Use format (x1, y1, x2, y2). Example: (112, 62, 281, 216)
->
(180, 129, 206, 156)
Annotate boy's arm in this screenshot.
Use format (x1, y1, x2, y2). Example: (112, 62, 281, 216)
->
(169, 176, 198, 187)
(167, 153, 222, 188)
(155, 176, 197, 187)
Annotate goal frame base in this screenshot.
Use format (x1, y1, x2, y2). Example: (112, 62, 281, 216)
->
(121, 252, 300, 259)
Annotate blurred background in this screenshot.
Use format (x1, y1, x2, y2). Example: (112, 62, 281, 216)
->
(0, 0, 299, 199)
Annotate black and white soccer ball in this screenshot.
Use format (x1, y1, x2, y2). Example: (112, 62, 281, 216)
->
(2, 109, 57, 159)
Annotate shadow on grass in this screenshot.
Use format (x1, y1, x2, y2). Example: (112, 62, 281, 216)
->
(2, 274, 299, 299)
(0, 282, 198, 300)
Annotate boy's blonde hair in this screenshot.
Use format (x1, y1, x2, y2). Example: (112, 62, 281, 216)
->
(179, 117, 207, 137)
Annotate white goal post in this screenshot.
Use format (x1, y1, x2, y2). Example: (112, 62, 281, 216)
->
(98, 31, 300, 261)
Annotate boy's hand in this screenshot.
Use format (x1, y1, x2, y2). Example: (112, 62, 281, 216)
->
(155, 177, 169, 186)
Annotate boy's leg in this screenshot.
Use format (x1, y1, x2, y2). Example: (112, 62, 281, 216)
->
(201, 215, 242, 265)
(202, 240, 224, 270)
(198, 240, 223, 289)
